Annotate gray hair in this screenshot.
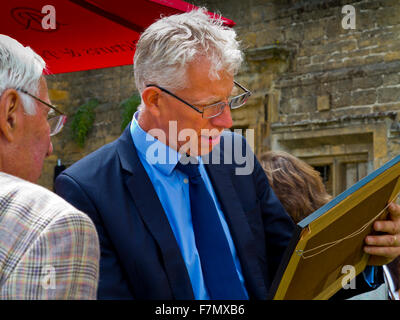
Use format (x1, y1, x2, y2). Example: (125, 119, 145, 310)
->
(0, 35, 46, 115)
(133, 8, 243, 94)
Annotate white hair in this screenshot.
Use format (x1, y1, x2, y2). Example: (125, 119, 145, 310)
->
(133, 8, 243, 94)
(0, 35, 46, 115)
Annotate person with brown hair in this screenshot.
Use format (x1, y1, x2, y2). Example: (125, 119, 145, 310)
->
(260, 150, 332, 223)
(260, 150, 399, 299)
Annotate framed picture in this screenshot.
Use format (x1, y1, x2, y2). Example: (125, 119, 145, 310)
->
(269, 155, 400, 300)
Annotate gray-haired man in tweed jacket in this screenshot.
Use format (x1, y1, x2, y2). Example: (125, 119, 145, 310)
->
(0, 35, 100, 299)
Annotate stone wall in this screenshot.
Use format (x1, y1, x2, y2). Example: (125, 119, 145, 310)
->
(193, 0, 400, 195)
(39, 65, 137, 189)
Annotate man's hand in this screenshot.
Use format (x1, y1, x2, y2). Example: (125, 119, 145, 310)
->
(364, 202, 400, 266)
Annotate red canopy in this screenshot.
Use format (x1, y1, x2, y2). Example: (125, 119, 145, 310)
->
(2, 0, 235, 74)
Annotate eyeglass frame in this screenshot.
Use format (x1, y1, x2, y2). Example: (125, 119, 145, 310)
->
(146, 80, 252, 119)
(16, 88, 67, 136)
(15, 88, 67, 136)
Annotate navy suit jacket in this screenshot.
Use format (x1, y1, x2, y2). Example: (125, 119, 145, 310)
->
(55, 125, 295, 299)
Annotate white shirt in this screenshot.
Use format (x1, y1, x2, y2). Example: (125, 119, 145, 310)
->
(383, 265, 399, 300)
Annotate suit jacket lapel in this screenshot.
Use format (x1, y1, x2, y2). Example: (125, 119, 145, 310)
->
(205, 160, 268, 299)
(116, 127, 194, 299)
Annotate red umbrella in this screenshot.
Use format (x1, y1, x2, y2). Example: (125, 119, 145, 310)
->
(2, 0, 235, 74)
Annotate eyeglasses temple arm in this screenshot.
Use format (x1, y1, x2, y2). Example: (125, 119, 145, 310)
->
(233, 80, 251, 93)
(146, 84, 204, 114)
(16, 89, 66, 115)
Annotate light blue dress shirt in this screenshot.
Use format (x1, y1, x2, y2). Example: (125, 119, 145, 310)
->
(130, 112, 248, 299)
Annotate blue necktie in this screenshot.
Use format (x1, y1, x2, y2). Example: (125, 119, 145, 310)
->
(175, 159, 247, 300)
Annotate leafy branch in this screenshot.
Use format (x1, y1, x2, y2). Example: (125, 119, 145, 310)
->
(71, 99, 99, 147)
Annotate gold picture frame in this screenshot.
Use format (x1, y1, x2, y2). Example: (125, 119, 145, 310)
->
(269, 155, 400, 300)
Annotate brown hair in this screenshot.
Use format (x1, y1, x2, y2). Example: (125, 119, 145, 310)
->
(260, 151, 332, 223)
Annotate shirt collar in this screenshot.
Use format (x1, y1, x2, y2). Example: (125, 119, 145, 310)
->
(130, 111, 181, 176)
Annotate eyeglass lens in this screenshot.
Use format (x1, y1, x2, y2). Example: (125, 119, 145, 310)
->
(202, 92, 250, 118)
(48, 115, 67, 136)
(230, 92, 250, 109)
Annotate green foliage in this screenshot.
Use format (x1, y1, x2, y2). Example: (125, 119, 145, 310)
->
(71, 99, 99, 148)
(120, 93, 141, 132)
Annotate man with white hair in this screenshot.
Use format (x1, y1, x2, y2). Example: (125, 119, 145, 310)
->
(55, 9, 400, 300)
(0, 35, 100, 299)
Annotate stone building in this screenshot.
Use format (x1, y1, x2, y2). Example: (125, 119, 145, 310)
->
(41, 0, 400, 197)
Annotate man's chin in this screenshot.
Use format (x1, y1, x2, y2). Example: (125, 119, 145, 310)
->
(178, 136, 222, 158)
(199, 134, 221, 153)
(198, 140, 222, 157)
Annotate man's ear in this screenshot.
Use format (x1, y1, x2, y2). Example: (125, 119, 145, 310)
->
(0, 89, 21, 142)
(141, 87, 162, 117)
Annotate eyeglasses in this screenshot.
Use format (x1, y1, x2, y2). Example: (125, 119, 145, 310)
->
(17, 88, 67, 136)
(146, 80, 252, 119)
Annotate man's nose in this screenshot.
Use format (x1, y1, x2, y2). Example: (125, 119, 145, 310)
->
(210, 103, 233, 129)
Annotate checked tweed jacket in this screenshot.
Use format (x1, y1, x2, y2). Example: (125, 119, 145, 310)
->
(0, 172, 100, 299)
